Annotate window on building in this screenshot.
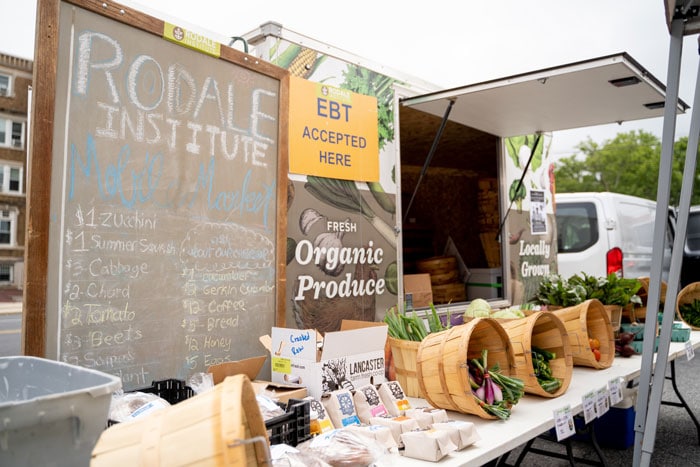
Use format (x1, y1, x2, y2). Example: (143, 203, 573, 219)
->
(0, 165, 23, 194)
(0, 74, 9, 97)
(0, 264, 12, 282)
(0, 118, 25, 149)
(0, 209, 17, 247)
(11, 122, 22, 148)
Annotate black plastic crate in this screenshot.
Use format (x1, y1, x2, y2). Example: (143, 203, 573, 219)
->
(107, 379, 194, 426)
(137, 379, 195, 404)
(265, 399, 311, 446)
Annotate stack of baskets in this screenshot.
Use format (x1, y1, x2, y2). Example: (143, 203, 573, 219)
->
(416, 256, 465, 304)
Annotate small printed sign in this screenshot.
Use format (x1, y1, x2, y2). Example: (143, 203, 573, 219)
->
(685, 341, 695, 361)
(608, 378, 624, 406)
(595, 386, 610, 417)
(530, 189, 547, 235)
(163, 23, 221, 57)
(582, 390, 597, 424)
(271, 356, 291, 374)
(553, 405, 576, 441)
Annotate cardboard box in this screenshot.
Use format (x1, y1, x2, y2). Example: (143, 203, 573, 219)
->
(404, 273, 433, 308)
(466, 267, 503, 300)
(207, 355, 307, 404)
(266, 320, 388, 399)
(207, 355, 267, 384)
(252, 381, 307, 404)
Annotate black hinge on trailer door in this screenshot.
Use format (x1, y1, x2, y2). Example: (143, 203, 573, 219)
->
(495, 132, 542, 241)
(402, 99, 455, 223)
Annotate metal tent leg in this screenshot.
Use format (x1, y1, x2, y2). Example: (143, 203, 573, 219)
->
(661, 360, 700, 445)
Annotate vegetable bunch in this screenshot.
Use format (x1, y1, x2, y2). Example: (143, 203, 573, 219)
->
(679, 298, 700, 328)
(468, 349, 525, 420)
(531, 346, 562, 393)
(384, 306, 427, 341)
(384, 304, 451, 342)
(615, 331, 637, 358)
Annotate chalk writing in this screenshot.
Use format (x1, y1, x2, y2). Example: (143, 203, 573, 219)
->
(52, 5, 281, 390)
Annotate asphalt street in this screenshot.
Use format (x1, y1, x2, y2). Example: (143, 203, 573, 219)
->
(0, 304, 21, 356)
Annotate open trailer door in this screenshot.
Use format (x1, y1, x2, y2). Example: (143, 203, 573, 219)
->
(400, 53, 687, 308)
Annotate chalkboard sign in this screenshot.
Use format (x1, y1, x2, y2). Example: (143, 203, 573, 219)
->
(26, 0, 288, 389)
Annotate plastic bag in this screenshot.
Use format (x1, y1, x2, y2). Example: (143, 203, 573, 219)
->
(109, 391, 170, 422)
(188, 372, 214, 394)
(296, 428, 388, 466)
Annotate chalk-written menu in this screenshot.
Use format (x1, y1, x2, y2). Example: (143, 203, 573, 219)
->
(48, 4, 282, 389)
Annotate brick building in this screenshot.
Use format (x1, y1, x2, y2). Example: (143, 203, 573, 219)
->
(0, 52, 31, 296)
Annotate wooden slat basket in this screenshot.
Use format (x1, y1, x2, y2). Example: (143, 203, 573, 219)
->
(499, 311, 573, 398)
(676, 282, 700, 330)
(551, 299, 614, 369)
(603, 304, 623, 332)
(387, 336, 422, 398)
(91, 374, 270, 466)
(623, 277, 668, 323)
(416, 318, 515, 419)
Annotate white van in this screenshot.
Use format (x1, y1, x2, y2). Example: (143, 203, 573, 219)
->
(555, 192, 672, 279)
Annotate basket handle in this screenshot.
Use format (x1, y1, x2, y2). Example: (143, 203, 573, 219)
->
(220, 374, 272, 466)
(511, 340, 529, 371)
(569, 332, 582, 355)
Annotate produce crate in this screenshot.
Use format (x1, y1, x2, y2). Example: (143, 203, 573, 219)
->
(265, 398, 311, 446)
(631, 337, 659, 354)
(0, 356, 121, 467)
(672, 322, 691, 342)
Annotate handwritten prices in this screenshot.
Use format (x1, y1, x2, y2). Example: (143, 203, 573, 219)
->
(179, 223, 275, 370)
(56, 10, 280, 390)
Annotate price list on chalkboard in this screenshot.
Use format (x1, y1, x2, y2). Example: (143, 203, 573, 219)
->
(46, 3, 284, 389)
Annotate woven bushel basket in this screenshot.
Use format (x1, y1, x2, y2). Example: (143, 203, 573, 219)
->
(499, 311, 573, 398)
(676, 282, 700, 330)
(623, 277, 668, 323)
(416, 318, 515, 419)
(603, 304, 623, 332)
(551, 299, 614, 369)
(91, 374, 269, 466)
(387, 336, 422, 398)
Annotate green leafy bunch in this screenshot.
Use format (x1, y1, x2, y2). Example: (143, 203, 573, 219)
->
(569, 273, 642, 306)
(533, 274, 587, 307)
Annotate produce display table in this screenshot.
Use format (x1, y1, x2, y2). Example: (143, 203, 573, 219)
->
(379, 331, 700, 466)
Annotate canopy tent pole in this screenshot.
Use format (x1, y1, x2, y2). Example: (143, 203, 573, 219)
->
(633, 13, 696, 466)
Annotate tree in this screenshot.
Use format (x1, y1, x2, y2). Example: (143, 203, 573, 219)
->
(554, 130, 700, 206)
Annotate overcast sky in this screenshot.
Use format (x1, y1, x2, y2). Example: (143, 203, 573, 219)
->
(2, 0, 699, 159)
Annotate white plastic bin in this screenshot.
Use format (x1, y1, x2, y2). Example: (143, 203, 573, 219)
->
(466, 268, 503, 300)
(0, 356, 121, 467)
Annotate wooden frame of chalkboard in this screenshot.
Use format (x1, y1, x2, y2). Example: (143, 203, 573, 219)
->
(25, 0, 289, 389)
